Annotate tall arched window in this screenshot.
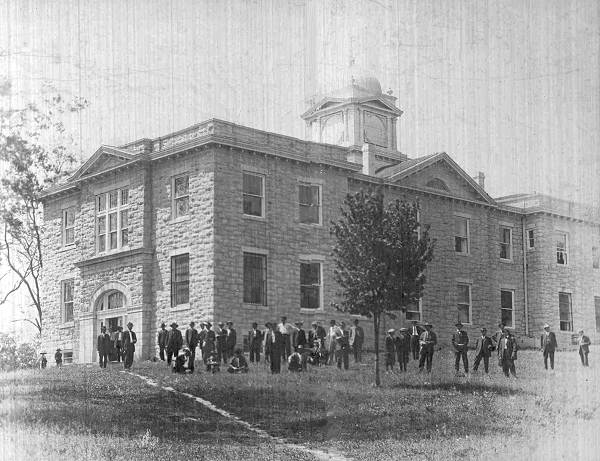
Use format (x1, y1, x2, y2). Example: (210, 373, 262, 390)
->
(425, 178, 450, 192)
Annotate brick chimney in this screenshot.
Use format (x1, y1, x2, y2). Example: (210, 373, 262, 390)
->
(474, 171, 485, 189)
(362, 144, 376, 176)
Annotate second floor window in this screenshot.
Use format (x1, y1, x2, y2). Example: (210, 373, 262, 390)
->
(556, 233, 568, 265)
(500, 227, 512, 260)
(96, 187, 129, 253)
(62, 208, 76, 246)
(243, 172, 264, 217)
(172, 175, 190, 219)
(299, 184, 321, 225)
(171, 254, 190, 307)
(527, 229, 535, 249)
(61, 279, 74, 322)
(558, 292, 572, 331)
(454, 216, 469, 254)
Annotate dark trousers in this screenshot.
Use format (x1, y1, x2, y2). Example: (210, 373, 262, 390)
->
(189, 349, 196, 371)
(501, 356, 516, 377)
(337, 348, 349, 370)
(543, 350, 555, 369)
(270, 349, 281, 374)
(281, 335, 291, 360)
(249, 345, 261, 363)
(217, 340, 226, 363)
(166, 348, 178, 365)
(579, 349, 589, 366)
(455, 350, 469, 372)
(115, 342, 122, 362)
(159, 346, 166, 361)
(396, 350, 409, 371)
(124, 346, 135, 369)
(385, 352, 395, 370)
(473, 353, 489, 373)
(353, 342, 363, 362)
(98, 351, 108, 368)
(410, 336, 420, 360)
(419, 348, 434, 372)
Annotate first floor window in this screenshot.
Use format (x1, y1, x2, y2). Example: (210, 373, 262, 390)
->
(457, 284, 471, 324)
(243, 252, 267, 305)
(62, 207, 75, 246)
(454, 216, 469, 254)
(300, 261, 321, 309)
(406, 299, 422, 321)
(556, 233, 568, 265)
(171, 254, 190, 306)
(558, 292, 572, 331)
(243, 172, 264, 217)
(500, 290, 514, 328)
(61, 279, 74, 322)
(500, 227, 512, 260)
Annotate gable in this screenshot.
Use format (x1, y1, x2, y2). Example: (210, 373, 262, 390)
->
(385, 154, 494, 204)
(69, 147, 135, 181)
(81, 154, 127, 176)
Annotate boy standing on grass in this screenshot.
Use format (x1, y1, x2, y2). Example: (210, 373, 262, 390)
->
(385, 329, 396, 371)
(54, 348, 62, 367)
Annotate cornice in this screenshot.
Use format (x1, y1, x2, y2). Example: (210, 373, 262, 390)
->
(75, 247, 154, 269)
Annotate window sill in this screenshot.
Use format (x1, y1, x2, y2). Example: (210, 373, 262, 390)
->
(499, 258, 513, 264)
(243, 214, 266, 222)
(58, 244, 76, 253)
(169, 216, 190, 224)
(171, 303, 191, 312)
(298, 222, 323, 229)
(243, 303, 269, 310)
(58, 321, 74, 329)
(455, 252, 470, 257)
(300, 307, 324, 313)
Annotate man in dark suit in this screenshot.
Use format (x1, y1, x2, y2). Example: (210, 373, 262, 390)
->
(472, 327, 494, 373)
(265, 322, 282, 374)
(540, 323, 558, 370)
(498, 328, 518, 377)
(185, 321, 199, 372)
(293, 321, 307, 351)
(157, 323, 168, 361)
(418, 323, 437, 372)
(167, 322, 183, 365)
(409, 320, 424, 360)
(114, 326, 124, 362)
(248, 322, 264, 363)
(122, 322, 137, 369)
(225, 321, 237, 362)
(578, 330, 591, 367)
(97, 326, 111, 368)
(452, 322, 469, 376)
(215, 322, 227, 363)
(349, 319, 365, 363)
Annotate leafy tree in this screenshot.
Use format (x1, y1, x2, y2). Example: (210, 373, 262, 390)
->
(0, 79, 87, 334)
(331, 189, 435, 386)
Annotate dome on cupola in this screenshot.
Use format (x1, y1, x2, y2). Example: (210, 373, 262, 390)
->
(326, 65, 383, 97)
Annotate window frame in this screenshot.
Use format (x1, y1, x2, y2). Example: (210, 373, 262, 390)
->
(299, 260, 323, 310)
(527, 229, 535, 250)
(558, 291, 573, 332)
(454, 215, 470, 256)
(243, 251, 268, 306)
(499, 226, 513, 261)
(61, 279, 74, 323)
(405, 298, 422, 322)
(298, 182, 323, 226)
(62, 207, 76, 247)
(593, 247, 599, 269)
(170, 253, 190, 308)
(242, 171, 265, 219)
(500, 289, 514, 329)
(456, 283, 472, 324)
(95, 187, 130, 254)
(556, 232, 568, 266)
(171, 174, 190, 220)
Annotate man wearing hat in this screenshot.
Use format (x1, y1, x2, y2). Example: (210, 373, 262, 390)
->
(157, 323, 168, 361)
(452, 322, 469, 376)
(55, 348, 63, 367)
(248, 322, 264, 363)
(408, 320, 424, 361)
(202, 322, 216, 364)
(185, 322, 199, 372)
(385, 329, 396, 371)
(540, 323, 558, 370)
(293, 321, 307, 351)
(166, 322, 183, 366)
(225, 321, 237, 362)
(122, 322, 137, 369)
(215, 322, 227, 363)
(97, 325, 111, 368)
(418, 323, 437, 372)
(39, 352, 47, 369)
(395, 328, 410, 372)
(578, 330, 591, 367)
(473, 328, 494, 374)
(349, 319, 365, 363)
(198, 322, 208, 361)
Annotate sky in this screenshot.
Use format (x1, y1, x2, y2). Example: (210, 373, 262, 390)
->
(1, 0, 599, 335)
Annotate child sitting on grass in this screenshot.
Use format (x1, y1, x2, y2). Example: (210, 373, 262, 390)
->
(206, 351, 220, 373)
(288, 350, 304, 372)
(173, 348, 192, 374)
(227, 349, 249, 374)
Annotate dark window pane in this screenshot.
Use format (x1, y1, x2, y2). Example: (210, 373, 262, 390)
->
(65, 228, 74, 245)
(175, 176, 189, 197)
(457, 305, 470, 324)
(501, 290, 512, 309)
(301, 286, 320, 309)
(109, 190, 118, 208)
(121, 228, 129, 246)
(171, 254, 190, 306)
(120, 210, 128, 228)
(97, 195, 106, 212)
(110, 232, 118, 249)
(300, 263, 320, 285)
(121, 188, 129, 205)
(243, 173, 263, 195)
(176, 197, 189, 217)
(243, 253, 267, 305)
(243, 195, 262, 216)
(501, 308, 512, 327)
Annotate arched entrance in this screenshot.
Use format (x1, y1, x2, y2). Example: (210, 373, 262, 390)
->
(95, 289, 128, 362)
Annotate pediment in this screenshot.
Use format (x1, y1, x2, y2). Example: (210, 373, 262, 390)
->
(69, 146, 135, 181)
(382, 153, 494, 204)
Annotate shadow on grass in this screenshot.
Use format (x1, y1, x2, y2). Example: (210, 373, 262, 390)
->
(391, 380, 528, 396)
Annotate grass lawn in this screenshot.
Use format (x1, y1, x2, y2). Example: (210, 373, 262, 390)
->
(1, 348, 599, 460)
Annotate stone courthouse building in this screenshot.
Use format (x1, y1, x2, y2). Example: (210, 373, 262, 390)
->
(40, 76, 600, 363)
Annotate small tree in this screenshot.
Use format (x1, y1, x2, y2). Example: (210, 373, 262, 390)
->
(0, 79, 87, 334)
(331, 189, 435, 386)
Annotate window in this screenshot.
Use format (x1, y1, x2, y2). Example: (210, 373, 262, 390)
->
(595, 297, 600, 333)
(62, 351, 73, 364)
(242, 172, 264, 217)
(243, 252, 267, 305)
(527, 229, 535, 249)
(61, 279, 74, 322)
(500, 290, 514, 328)
(457, 284, 471, 324)
(298, 183, 321, 225)
(406, 299, 422, 321)
(558, 292, 573, 331)
(425, 178, 449, 192)
(454, 216, 470, 254)
(97, 290, 125, 311)
(172, 175, 189, 219)
(556, 233, 568, 265)
(500, 227, 512, 260)
(593, 247, 599, 269)
(62, 208, 75, 246)
(95, 187, 129, 253)
(300, 262, 322, 309)
(171, 254, 190, 307)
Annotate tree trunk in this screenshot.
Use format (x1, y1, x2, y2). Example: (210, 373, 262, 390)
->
(373, 312, 381, 386)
